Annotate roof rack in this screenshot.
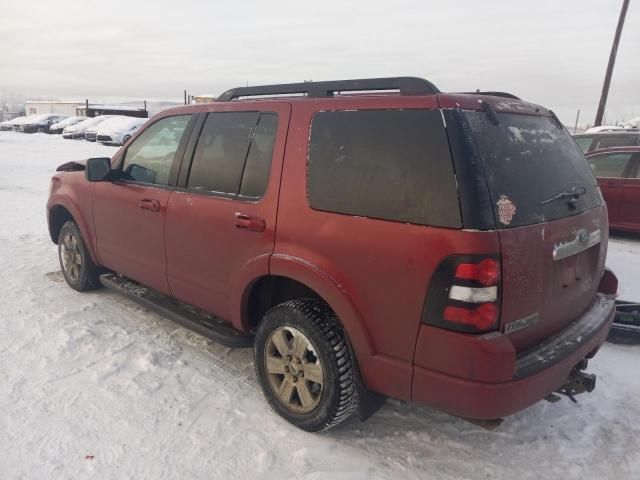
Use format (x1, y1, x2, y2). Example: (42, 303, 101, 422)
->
(461, 91, 521, 100)
(217, 77, 440, 102)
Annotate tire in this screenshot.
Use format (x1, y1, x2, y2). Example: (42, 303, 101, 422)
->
(122, 135, 131, 145)
(58, 220, 101, 292)
(254, 298, 358, 432)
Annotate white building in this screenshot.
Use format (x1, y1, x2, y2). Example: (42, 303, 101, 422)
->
(24, 101, 85, 117)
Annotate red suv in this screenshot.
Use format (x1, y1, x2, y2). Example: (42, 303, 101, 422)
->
(586, 146, 640, 234)
(47, 77, 617, 431)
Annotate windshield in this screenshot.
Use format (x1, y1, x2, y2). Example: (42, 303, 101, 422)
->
(464, 112, 601, 229)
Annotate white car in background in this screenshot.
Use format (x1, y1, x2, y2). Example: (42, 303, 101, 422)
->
(49, 116, 85, 134)
(0, 118, 20, 131)
(62, 116, 117, 139)
(0, 115, 36, 131)
(84, 115, 126, 142)
(96, 117, 147, 145)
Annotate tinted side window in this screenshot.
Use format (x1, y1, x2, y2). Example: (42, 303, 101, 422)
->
(587, 153, 633, 178)
(573, 136, 594, 153)
(122, 115, 191, 185)
(239, 113, 278, 198)
(188, 112, 258, 195)
(308, 109, 461, 228)
(631, 158, 640, 178)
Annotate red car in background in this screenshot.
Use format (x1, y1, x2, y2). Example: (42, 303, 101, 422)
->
(586, 146, 640, 234)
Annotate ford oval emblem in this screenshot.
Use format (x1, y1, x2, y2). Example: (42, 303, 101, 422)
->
(577, 229, 589, 245)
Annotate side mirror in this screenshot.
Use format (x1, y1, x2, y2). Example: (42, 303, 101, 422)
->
(85, 157, 113, 182)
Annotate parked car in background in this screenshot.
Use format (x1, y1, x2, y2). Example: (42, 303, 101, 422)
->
(47, 77, 617, 432)
(586, 146, 640, 234)
(84, 116, 131, 142)
(62, 116, 116, 139)
(0, 118, 19, 131)
(1, 115, 36, 131)
(574, 131, 640, 153)
(49, 116, 85, 134)
(19, 114, 68, 133)
(96, 116, 147, 145)
(84, 125, 101, 142)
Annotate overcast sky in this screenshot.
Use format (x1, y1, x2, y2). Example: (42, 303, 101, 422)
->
(1, 0, 638, 125)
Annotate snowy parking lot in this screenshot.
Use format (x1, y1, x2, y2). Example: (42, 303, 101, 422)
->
(1, 131, 639, 480)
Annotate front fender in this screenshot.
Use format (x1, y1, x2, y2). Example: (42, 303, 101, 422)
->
(47, 188, 100, 266)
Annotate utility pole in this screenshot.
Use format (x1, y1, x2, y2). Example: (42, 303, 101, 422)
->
(594, 0, 630, 126)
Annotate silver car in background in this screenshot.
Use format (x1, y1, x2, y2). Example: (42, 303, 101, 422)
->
(62, 116, 117, 139)
(96, 117, 147, 145)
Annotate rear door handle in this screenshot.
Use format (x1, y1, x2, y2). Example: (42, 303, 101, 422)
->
(139, 198, 161, 212)
(235, 213, 266, 232)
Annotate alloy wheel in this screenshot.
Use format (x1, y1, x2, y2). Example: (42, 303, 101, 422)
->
(264, 326, 324, 413)
(60, 233, 82, 282)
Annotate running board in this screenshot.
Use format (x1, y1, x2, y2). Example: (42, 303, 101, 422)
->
(99, 273, 253, 348)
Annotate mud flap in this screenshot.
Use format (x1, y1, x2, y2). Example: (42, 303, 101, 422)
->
(355, 377, 387, 421)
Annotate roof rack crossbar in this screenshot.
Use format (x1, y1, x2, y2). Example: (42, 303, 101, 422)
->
(460, 91, 521, 100)
(217, 77, 440, 101)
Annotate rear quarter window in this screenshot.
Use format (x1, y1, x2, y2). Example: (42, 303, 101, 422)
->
(307, 109, 461, 228)
(573, 136, 594, 153)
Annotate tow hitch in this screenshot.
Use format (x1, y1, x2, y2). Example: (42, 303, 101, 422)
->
(545, 359, 596, 404)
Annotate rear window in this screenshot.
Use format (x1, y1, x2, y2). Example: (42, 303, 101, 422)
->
(186, 111, 277, 198)
(307, 109, 461, 228)
(188, 112, 258, 195)
(465, 112, 601, 229)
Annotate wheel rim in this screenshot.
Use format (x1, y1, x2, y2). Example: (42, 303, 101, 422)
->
(60, 233, 82, 282)
(264, 326, 324, 414)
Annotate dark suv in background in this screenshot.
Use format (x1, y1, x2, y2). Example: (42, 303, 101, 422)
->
(47, 77, 617, 431)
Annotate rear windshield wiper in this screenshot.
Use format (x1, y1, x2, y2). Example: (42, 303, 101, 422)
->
(539, 186, 587, 206)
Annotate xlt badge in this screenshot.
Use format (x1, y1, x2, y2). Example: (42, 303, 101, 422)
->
(504, 313, 539, 334)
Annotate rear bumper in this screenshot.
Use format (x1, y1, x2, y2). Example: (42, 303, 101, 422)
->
(411, 294, 615, 419)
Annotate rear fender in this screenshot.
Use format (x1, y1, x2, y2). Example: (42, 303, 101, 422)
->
(269, 253, 413, 400)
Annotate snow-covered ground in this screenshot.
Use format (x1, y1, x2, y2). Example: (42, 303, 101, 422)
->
(0, 131, 639, 480)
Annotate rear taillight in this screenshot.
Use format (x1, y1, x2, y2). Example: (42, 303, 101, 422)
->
(422, 255, 501, 333)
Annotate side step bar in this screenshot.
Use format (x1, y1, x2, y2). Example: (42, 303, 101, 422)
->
(99, 273, 253, 348)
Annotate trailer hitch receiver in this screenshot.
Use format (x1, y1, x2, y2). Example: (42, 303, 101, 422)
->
(551, 362, 596, 403)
